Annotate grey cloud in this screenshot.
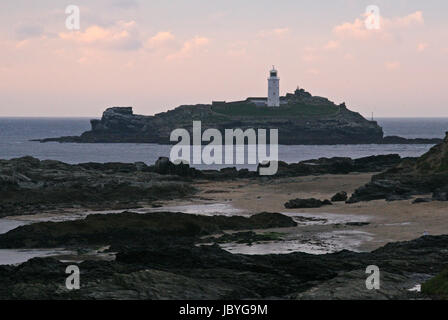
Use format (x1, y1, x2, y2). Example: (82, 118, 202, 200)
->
(15, 24, 45, 40)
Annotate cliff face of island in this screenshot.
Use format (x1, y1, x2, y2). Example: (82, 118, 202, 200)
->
(37, 89, 387, 145)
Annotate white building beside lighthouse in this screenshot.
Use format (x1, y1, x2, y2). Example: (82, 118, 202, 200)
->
(267, 66, 280, 107)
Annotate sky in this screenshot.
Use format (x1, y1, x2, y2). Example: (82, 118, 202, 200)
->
(0, 0, 447, 117)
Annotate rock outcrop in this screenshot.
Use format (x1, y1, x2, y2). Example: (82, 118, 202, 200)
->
(0, 156, 195, 217)
(348, 133, 448, 203)
(262, 154, 403, 178)
(284, 198, 332, 209)
(331, 191, 348, 202)
(0, 211, 446, 299)
(0, 211, 297, 249)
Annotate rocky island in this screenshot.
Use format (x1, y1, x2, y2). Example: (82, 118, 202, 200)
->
(34, 88, 441, 145)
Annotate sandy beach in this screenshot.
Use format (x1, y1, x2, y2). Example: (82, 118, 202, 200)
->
(153, 173, 448, 252)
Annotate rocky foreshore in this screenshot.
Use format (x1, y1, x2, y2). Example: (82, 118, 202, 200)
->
(348, 132, 448, 203)
(2, 140, 448, 300)
(0, 153, 404, 217)
(0, 156, 197, 217)
(0, 210, 446, 299)
(33, 89, 442, 145)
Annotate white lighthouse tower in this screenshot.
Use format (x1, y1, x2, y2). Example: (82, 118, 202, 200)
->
(267, 66, 280, 107)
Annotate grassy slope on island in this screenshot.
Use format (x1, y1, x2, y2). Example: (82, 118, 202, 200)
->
(211, 101, 340, 118)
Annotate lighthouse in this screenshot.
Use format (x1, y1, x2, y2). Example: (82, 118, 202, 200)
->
(267, 66, 280, 107)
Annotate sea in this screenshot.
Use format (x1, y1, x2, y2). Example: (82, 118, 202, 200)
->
(0, 117, 447, 170)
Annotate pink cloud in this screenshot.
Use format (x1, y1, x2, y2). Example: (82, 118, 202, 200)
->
(59, 20, 141, 50)
(146, 31, 176, 49)
(393, 11, 424, 28)
(166, 36, 210, 61)
(333, 18, 369, 39)
(385, 61, 400, 70)
(333, 11, 424, 40)
(417, 42, 429, 52)
(258, 27, 290, 38)
(324, 40, 340, 50)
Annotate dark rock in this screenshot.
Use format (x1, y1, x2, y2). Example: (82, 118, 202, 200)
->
(352, 154, 403, 172)
(347, 179, 412, 203)
(0, 211, 297, 249)
(0, 157, 199, 217)
(347, 177, 418, 203)
(2, 231, 448, 299)
(284, 198, 332, 209)
(345, 222, 370, 227)
(331, 191, 348, 202)
(386, 194, 412, 202)
(203, 231, 285, 245)
(433, 192, 448, 201)
(2, 211, 448, 299)
(432, 186, 448, 201)
(348, 133, 448, 203)
(294, 269, 419, 300)
(382, 136, 442, 145)
(154, 157, 202, 177)
(154, 156, 171, 174)
(80, 268, 239, 300)
(412, 198, 433, 204)
(259, 154, 402, 179)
